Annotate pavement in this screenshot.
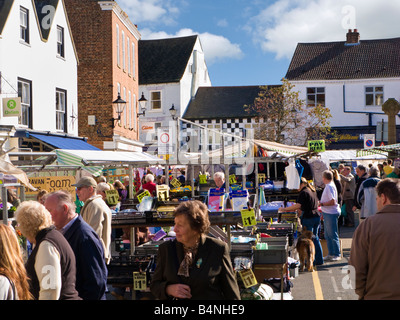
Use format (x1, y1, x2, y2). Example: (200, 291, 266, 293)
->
(290, 223, 359, 300)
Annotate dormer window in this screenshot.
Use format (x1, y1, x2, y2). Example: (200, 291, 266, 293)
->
(20, 7, 29, 44)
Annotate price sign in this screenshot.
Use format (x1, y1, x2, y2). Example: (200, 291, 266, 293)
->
(137, 189, 151, 202)
(199, 174, 207, 184)
(170, 178, 181, 188)
(258, 173, 266, 184)
(241, 209, 256, 227)
(105, 189, 119, 206)
(238, 269, 258, 288)
(156, 184, 169, 201)
(133, 272, 147, 290)
(229, 174, 237, 184)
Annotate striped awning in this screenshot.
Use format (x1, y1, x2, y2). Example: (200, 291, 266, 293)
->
(356, 143, 400, 157)
(55, 149, 165, 176)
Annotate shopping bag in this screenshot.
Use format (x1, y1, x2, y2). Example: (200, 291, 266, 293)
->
(340, 203, 347, 217)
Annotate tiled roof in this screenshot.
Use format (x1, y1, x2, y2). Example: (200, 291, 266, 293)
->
(285, 37, 400, 81)
(139, 35, 198, 85)
(183, 86, 279, 120)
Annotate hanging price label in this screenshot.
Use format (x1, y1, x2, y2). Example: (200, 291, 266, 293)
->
(137, 189, 151, 202)
(133, 272, 147, 290)
(241, 208, 256, 227)
(238, 269, 258, 288)
(156, 184, 169, 201)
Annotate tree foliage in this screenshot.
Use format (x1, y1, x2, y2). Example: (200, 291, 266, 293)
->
(244, 79, 337, 146)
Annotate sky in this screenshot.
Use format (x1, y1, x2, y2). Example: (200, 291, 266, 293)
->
(118, 0, 400, 87)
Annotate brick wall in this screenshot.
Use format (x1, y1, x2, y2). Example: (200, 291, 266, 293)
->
(64, 0, 140, 149)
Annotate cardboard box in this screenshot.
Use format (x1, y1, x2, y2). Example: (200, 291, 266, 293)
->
(253, 263, 285, 283)
(320, 239, 343, 258)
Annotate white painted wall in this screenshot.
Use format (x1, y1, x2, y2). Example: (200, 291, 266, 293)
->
(0, 0, 78, 135)
(291, 78, 400, 128)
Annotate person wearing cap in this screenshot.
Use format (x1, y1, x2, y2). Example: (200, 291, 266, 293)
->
(73, 176, 112, 264)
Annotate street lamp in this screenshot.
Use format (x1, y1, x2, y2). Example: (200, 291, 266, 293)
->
(137, 92, 147, 117)
(169, 104, 177, 120)
(111, 93, 126, 128)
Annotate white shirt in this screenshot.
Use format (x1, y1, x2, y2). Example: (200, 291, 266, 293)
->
(320, 181, 341, 214)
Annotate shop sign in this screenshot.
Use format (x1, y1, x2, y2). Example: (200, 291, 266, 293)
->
(141, 122, 155, 132)
(307, 140, 325, 152)
(25, 176, 76, 196)
(2, 97, 21, 117)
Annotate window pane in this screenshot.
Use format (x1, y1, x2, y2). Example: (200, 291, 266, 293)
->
(365, 87, 373, 93)
(375, 94, 383, 106)
(317, 94, 325, 106)
(307, 95, 315, 106)
(152, 101, 161, 109)
(307, 88, 315, 94)
(151, 91, 160, 100)
(375, 87, 383, 92)
(317, 87, 325, 93)
(366, 94, 374, 105)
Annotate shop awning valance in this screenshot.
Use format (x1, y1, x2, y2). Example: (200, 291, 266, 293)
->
(29, 133, 99, 150)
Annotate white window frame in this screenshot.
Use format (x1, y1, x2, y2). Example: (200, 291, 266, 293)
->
(18, 78, 32, 127)
(56, 88, 67, 132)
(133, 93, 137, 131)
(306, 87, 325, 107)
(132, 42, 136, 78)
(123, 87, 127, 127)
(127, 37, 131, 75)
(150, 91, 161, 110)
(122, 30, 126, 71)
(57, 26, 65, 58)
(365, 85, 384, 107)
(116, 24, 120, 66)
(20, 6, 29, 43)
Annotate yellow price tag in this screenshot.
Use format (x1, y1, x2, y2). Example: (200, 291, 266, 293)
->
(199, 174, 207, 184)
(170, 178, 182, 188)
(133, 272, 147, 291)
(238, 269, 258, 288)
(241, 209, 256, 227)
(258, 173, 266, 184)
(137, 189, 151, 202)
(105, 189, 119, 206)
(229, 174, 237, 184)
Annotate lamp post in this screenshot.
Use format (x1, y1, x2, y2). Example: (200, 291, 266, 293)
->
(111, 93, 126, 128)
(138, 92, 147, 117)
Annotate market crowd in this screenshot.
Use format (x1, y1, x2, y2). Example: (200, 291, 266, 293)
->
(0, 159, 399, 300)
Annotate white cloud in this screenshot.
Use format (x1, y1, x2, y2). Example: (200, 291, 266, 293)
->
(249, 0, 400, 60)
(140, 28, 244, 65)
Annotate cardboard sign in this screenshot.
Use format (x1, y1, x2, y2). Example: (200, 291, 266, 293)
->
(26, 176, 76, 197)
(258, 173, 266, 184)
(241, 208, 256, 227)
(133, 272, 147, 291)
(229, 174, 237, 185)
(156, 184, 169, 201)
(199, 174, 207, 184)
(105, 189, 119, 205)
(238, 269, 258, 288)
(170, 178, 181, 188)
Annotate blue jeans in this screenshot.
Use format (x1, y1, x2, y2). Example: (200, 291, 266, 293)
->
(322, 213, 341, 257)
(301, 215, 324, 265)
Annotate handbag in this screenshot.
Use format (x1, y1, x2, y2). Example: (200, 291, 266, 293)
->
(340, 203, 347, 217)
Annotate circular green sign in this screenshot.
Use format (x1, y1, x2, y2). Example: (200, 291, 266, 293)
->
(7, 100, 16, 109)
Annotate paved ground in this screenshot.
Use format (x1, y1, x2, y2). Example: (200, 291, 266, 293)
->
(290, 224, 358, 300)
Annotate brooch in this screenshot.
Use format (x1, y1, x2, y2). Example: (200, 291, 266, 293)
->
(196, 258, 203, 268)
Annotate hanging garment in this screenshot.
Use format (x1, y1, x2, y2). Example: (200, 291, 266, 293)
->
(285, 161, 300, 190)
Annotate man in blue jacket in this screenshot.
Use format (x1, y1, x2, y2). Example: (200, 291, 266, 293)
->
(45, 190, 108, 300)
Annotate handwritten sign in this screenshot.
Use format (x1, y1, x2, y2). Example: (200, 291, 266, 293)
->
(229, 174, 237, 185)
(156, 184, 169, 201)
(25, 176, 76, 197)
(133, 272, 147, 290)
(241, 208, 256, 227)
(258, 173, 266, 184)
(105, 189, 119, 206)
(238, 269, 258, 288)
(137, 189, 151, 202)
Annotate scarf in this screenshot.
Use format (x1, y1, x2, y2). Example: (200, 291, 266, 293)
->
(177, 241, 199, 277)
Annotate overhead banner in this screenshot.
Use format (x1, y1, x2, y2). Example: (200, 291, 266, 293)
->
(2, 97, 21, 117)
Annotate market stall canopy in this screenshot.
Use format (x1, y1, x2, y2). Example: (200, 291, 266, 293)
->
(0, 155, 37, 190)
(27, 132, 99, 150)
(319, 149, 387, 161)
(55, 149, 166, 176)
(356, 143, 400, 158)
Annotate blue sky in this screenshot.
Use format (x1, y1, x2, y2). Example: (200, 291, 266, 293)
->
(118, 0, 400, 87)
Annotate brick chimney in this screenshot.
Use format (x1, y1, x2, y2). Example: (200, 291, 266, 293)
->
(346, 29, 360, 45)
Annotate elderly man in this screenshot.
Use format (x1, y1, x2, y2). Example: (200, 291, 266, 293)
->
(350, 179, 400, 299)
(45, 191, 108, 300)
(357, 166, 381, 219)
(73, 176, 112, 264)
(339, 166, 356, 227)
(213, 172, 226, 189)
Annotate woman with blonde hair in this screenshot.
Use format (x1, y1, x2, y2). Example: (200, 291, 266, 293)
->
(0, 224, 32, 300)
(15, 201, 80, 300)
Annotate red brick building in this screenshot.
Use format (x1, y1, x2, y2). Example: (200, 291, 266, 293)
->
(64, 0, 142, 150)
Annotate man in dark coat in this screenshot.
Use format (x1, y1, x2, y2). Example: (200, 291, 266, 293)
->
(45, 190, 108, 300)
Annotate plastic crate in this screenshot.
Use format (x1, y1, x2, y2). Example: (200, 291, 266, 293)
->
(253, 244, 288, 264)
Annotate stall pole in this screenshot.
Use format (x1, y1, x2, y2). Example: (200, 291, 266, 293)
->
(2, 186, 7, 225)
